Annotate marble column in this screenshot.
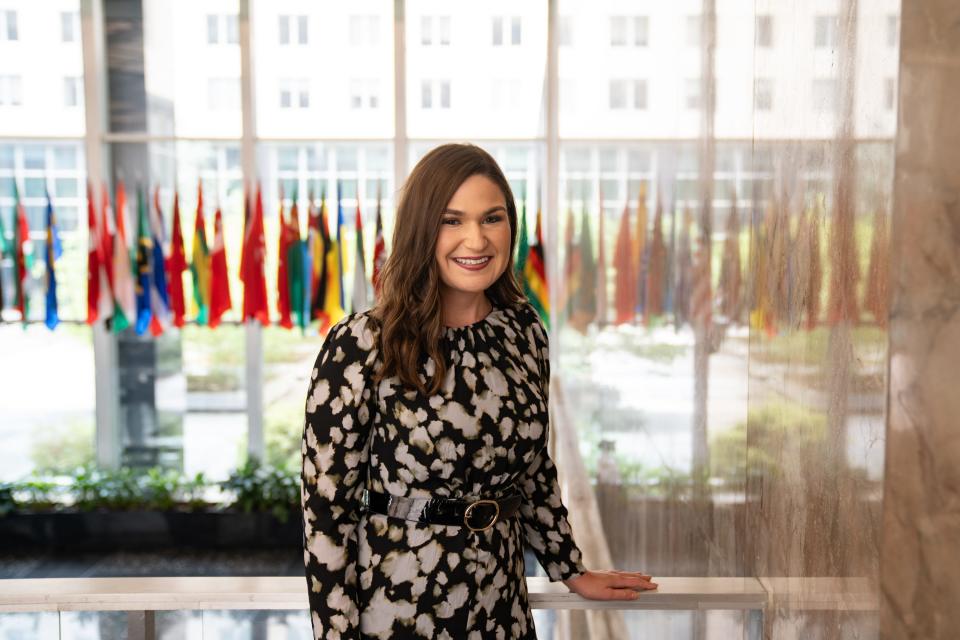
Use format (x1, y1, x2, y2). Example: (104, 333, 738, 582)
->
(879, 1, 960, 638)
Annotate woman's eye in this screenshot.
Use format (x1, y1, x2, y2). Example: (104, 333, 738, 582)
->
(485, 215, 503, 223)
(442, 218, 459, 225)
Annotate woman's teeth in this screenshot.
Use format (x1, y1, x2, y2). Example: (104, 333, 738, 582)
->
(454, 257, 490, 266)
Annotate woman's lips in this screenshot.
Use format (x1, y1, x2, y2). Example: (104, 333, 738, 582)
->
(452, 257, 491, 271)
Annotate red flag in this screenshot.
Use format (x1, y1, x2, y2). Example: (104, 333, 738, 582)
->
(166, 191, 188, 327)
(644, 195, 667, 324)
(239, 182, 249, 281)
(241, 183, 270, 326)
(596, 191, 608, 326)
(276, 186, 293, 329)
(14, 189, 31, 321)
(613, 202, 636, 325)
(561, 206, 581, 320)
(99, 182, 114, 295)
(863, 208, 889, 328)
(372, 183, 386, 301)
(208, 206, 232, 328)
(86, 182, 101, 324)
(674, 207, 694, 327)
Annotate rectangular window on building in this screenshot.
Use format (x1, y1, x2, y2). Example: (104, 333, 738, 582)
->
(421, 16, 432, 45)
(297, 15, 308, 45)
(609, 79, 627, 109)
(439, 80, 450, 108)
(368, 79, 380, 108)
(633, 79, 647, 109)
(559, 15, 572, 46)
(885, 77, 896, 111)
(350, 80, 363, 109)
(634, 16, 649, 46)
(510, 16, 521, 45)
(686, 15, 700, 47)
(756, 15, 772, 47)
(754, 77, 773, 111)
(887, 15, 899, 48)
(685, 78, 701, 109)
(0, 75, 22, 106)
(61, 11, 79, 43)
(421, 80, 432, 108)
(438, 16, 450, 45)
(610, 17, 626, 46)
(2, 10, 17, 41)
(207, 14, 218, 44)
(492, 16, 502, 45)
(812, 77, 837, 111)
(278, 15, 290, 45)
(814, 15, 837, 48)
(226, 15, 238, 44)
(63, 77, 81, 107)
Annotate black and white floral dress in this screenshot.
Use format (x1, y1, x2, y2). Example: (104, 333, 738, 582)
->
(301, 298, 588, 639)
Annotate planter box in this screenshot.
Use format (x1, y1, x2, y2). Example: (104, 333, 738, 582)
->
(0, 509, 302, 552)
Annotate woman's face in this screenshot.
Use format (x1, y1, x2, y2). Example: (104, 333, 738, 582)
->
(435, 174, 512, 298)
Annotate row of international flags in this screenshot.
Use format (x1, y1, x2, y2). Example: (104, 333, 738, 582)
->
(79, 179, 391, 336)
(559, 183, 889, 336)
(0, 178, 888, 338)
(0, 178, 391, 335)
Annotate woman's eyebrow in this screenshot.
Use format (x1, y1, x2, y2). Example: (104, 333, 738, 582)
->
(442, 205, 507, 215)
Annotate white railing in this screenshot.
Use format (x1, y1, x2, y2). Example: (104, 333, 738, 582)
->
(0, 576, 876, 639)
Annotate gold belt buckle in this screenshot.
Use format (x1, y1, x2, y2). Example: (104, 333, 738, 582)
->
(463, 499, 500, 532)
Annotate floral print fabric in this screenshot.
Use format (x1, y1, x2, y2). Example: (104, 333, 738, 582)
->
(301, 299, 588, 639)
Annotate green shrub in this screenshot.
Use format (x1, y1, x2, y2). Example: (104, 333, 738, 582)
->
(710, 400, 827, 486)
(219, 456, 299, 523)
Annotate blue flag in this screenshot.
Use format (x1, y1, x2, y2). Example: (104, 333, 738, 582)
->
(336, 180, 345, 311)
(44, 190, 62, 330)
(134, 186, 153, 335)
(149, 189, 171, 332)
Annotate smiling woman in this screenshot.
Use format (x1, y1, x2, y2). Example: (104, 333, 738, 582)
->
(300, 143, 655, 639)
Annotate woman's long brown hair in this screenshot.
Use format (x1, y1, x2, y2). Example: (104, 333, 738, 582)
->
(368, 143, 526, 396)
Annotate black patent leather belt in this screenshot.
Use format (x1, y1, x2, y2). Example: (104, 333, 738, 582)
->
(361, 488, 522, 532)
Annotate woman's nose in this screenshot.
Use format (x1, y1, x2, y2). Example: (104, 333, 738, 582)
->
(463, 222, 487, 248)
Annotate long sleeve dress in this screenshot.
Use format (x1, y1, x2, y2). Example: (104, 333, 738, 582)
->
(301, 298, 588, 639)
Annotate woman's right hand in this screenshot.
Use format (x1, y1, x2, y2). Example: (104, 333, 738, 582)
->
(563, 569, 658, 600)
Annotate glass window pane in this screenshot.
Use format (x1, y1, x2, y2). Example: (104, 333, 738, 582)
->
(53, 146, 77, 169)
(54, 177, 78, 198)
(24, 146, 45, 169)
(226, 14, 239, 43)
(207, 14, 218, 43)
(297, 15, 308, 44)
(61, 11, 75, 42)
(610, 17, 626, 46)
(634, 16, 648, 46)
